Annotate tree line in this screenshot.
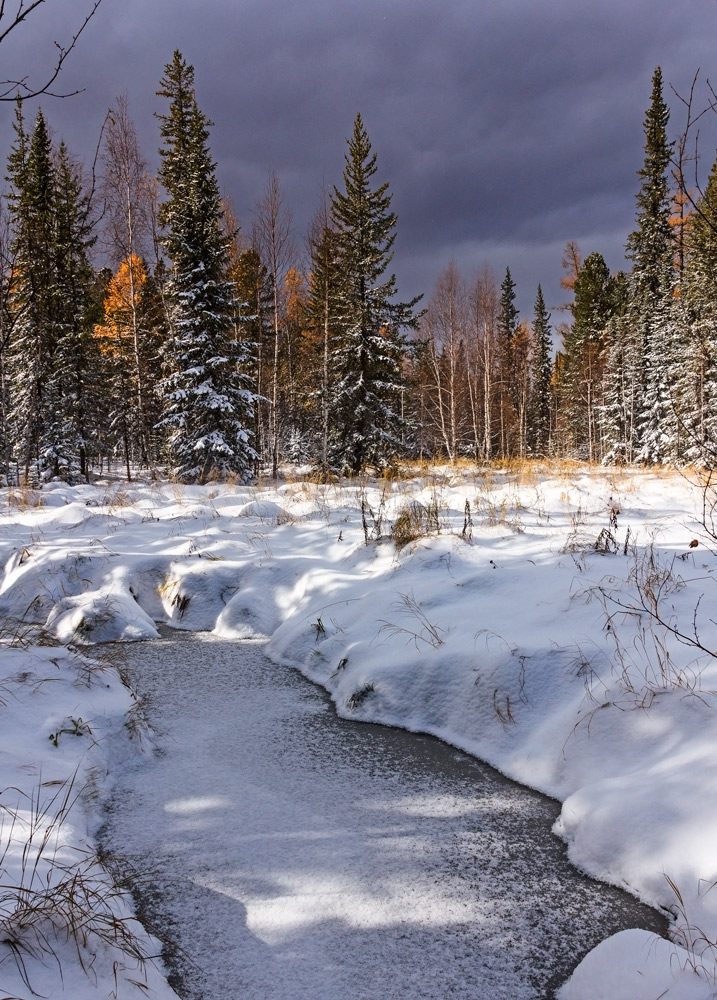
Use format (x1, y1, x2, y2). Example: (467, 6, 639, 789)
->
(0, 57, 713, 484)
(418, 67, 717, 467)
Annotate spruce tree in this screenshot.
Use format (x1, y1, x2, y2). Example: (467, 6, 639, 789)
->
(626, 67, 673, 305)
(6, 105, 61, 481)
(53, 140, 99, 480)
(625, 67, 679, 463)
(329, 113, 421, 473)
(6, 106, 101, 483)
(680, 155, 717, 461)
(601, 306, 642, 465)
(498, 267, 519, 341)
(497, 266, 519, 456)
(0, 205, 12, 483)
(156, 51, 256, 482)
(637, 299, 682, 463)
(560, 252, 618, 460)
(528, 285, 553, 456)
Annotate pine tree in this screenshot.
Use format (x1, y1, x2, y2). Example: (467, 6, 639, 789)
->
(328, 113, 421, 473)
(528, 285, 553, 456)
(637, 298, 682, 463)
(156, 51, 256, 483)
(281, 266, 312, 461)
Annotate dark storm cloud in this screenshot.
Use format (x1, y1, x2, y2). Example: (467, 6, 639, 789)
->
(4, 0, 717, 313)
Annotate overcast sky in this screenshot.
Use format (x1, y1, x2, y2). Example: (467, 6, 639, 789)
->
(4, 0, 717, 321)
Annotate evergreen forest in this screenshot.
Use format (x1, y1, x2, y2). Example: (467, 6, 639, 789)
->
(1, 56, 714, 484)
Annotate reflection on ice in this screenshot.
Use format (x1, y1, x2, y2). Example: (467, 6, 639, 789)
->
(164, 795, 231, 815)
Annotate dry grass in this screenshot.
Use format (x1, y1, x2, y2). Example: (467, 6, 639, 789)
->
(390, 498, 441, 548)
(0, 618, 60, 650)
(0, 774, 155, 995)
(665, 874, 717, 985)
(579, 542, 717, 707)
(7, 486, 43, 511)
(378, 592, 445, 650)
(99, 486, 134, 510)
(472, 484, 525, 532)
(346, 682, 375, 711)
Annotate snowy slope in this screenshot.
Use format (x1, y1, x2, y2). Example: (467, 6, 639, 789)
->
(1, 464, 716, 998)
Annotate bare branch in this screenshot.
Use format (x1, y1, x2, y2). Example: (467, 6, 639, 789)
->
(670, 70, 717, 236)
(0, 0, 103, 101)
(0, 1, 47, 47)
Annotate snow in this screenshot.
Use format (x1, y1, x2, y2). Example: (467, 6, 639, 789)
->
(557, 929, 711, 1000)
(1, 464, 717, 997)
(0, 643, 177, 999)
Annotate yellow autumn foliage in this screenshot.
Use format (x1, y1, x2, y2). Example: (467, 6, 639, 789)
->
(93, 254, 148, 356)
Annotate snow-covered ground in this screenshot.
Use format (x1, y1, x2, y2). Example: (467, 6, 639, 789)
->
(1, 463, 717, 998)
(0, 639, 178, 998)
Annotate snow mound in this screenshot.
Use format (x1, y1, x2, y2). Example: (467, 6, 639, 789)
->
(46, 588, 160, 643)
(557, 930, 710, 999)
(236, 499, 289, 520)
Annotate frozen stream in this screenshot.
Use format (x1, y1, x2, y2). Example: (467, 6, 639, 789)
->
(100, 631, 667, 999)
